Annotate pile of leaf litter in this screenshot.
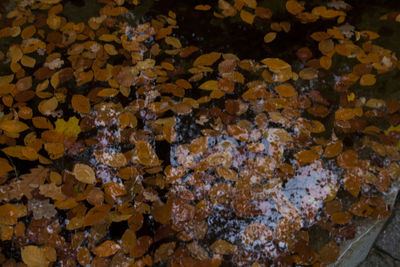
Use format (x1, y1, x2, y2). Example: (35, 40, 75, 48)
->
(0, 0, 400, 266)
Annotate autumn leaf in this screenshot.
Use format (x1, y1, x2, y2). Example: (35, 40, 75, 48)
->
(21, 246, 51, 267)
(55, 117, 81, 137)
(93, 240, 120, 257)
(0, 120, 29, 133)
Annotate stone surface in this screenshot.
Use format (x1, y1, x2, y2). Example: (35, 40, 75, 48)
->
(359, 196, 400, 266)
(359, 248, 400, 267)
(375, 200, 400, 260)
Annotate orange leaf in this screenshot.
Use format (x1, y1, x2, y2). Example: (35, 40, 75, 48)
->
(274, 83, 297, 97)
(360, 74, 376, 86)
(71, 95, 91, 114)
(264, 32, 277, 43)
(195, 4, 211, 11)
(286, 0, 305, 15)
(240, 10, 255, 24)
(0, 120, 29, 133)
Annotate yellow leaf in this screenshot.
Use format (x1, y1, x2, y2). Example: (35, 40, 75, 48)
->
(73, 164, 96, 184)
(199, 80, 218, 90)
(55, 117, 81, 137)
(347, 92, 355, 102)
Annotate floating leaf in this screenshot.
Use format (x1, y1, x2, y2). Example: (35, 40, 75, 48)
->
(136, 141, 161, 166)
(21, 246, 50, 267)
(360, 74, 376, 86)
(195, 4, 211, 11)
(55, 117, 81, 137)
(330, 211, 352, 224)
(0, 120, 29, 133)
(73, 163, 96, 184)
(193, 52, 221, 66)
(264, 32, 277, 43)
(295, 150, 319, 166)
(199, 80, 218, 90)
(241, 223, 272, 245)
(318, 241, 340, 264)
(261, 58, 291, 72)
(71, 95, 91, 114)
(274, 83, 297, 97)
(210, 240, 237, 255)
(0, 204, 18, 225)
(240, 10, 255, 24)
(286, 0, 305, 15)
(93, 240, 120, 257)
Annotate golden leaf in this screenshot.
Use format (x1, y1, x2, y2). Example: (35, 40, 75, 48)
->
(274, 83, 297, 97)
(195, 5, 211, 11)
(193, 52, 221, 66)
(0, 120, 29, 133)
(261, 58, 291, 72)
(264, 32, 277, 43)
(240, 10, 255, 24)
(360, 74, 376, 86)
(21, 246, 50, 267)
(165, 36, 182, 49)
(199, 80, 218, 90)
(136, 141, 161, 167)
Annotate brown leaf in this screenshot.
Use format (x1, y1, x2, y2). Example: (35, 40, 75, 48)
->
(73, 163, 96, 184)
(93, 240, 120, 257)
